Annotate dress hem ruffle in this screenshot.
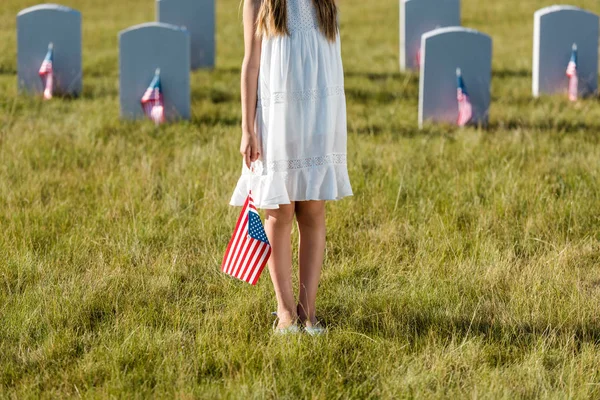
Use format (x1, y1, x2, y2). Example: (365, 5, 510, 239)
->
(229, 161, 353, 210)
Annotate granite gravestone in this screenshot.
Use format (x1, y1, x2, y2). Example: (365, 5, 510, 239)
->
(119, 22, 191, 121)
(418, 27, 492, 128)
(400, 0, 461, 71)
(157, 0, 215, 69)
(17, 4, 82, 96)
(533, 6, 599, 98)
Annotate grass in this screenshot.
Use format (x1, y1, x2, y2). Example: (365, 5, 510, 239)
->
(1, 0, 600, 397)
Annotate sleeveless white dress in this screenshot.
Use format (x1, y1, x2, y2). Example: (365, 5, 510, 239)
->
(230, 0, 353, 209)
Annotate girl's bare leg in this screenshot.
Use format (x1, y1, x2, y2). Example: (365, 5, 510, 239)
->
(295, 201, 326, 327)
(264, 202, 297, 328)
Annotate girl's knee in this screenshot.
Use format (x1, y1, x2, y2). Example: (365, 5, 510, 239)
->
(295, 201, 325, 226)
(266, 203, 295, 225)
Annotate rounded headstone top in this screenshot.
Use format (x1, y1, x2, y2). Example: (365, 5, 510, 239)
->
(402, 0, 459, 3)
(421, 26, 491, 41)
(535, 5, 599, 18)
(403, 0, 443, 3)
(119, 22, 189, 36)
(17, 4, 80, 16)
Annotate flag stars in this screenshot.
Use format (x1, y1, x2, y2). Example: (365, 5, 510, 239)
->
(249, 212, 270, 244)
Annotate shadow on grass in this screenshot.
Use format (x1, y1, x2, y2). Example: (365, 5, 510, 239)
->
(351, 123, 446, 138)
(213, 66, 241, 75)
(345, 86, 418, 104)
(490, 94, 540, 107)
(487, 118, 600, 134)
(345, 71, 409, 82)
(493, 68, 531, 79)
(0, 65, 17, 75)
(349, 119, 459, 138)
(345, 68, 529, 82)
(71, 83, 118, 100)
(326, 303, 600, 353)
(191, 113, 240, 128)
(191, 87, 236, 104)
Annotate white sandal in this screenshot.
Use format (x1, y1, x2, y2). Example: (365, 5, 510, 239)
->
(304, 322, 327, 336)
(295, 305, 327, 336)
(271, 312, 301, 335)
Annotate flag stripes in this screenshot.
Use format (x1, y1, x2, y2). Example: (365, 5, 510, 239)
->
(39, 43, 54, 100)
(456, 68, 473, 127)
(566, 44, 578, 102)
(141, 69, 165, 124)
(222, 194, 271, 285)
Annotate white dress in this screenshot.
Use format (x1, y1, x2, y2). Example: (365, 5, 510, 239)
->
(230, 0, 353, 209)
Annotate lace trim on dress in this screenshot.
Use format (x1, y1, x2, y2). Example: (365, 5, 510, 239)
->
(267, 153, 347, 173)
(258, 86, 345, 108)
(287, 0, 319, 33)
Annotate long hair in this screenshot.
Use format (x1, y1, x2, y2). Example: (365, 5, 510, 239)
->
(256, 0, 338, 42)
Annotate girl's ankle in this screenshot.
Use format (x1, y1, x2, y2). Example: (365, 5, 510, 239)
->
(275, 310, 298, 327)
(296, 305, 317, 327)
(302, 318, 318, 328)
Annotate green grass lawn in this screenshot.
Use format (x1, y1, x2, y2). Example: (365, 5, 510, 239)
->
(2, 0, 600, 397)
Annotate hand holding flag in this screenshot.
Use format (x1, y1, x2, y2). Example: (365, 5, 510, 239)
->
(39, 43, 54, 100)
(566, 43, 578, 102)
(141, 68, 165, 124)
(221, 192, 271, 285)
(456, 68, 473, 127)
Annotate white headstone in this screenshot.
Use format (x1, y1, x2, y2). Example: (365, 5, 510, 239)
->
(418, 27, 492, 128)
(400, 0, 461, 72)
(17, 4, 82, 96)
(533, 6, 599, 98)
(119, 23, 191, 121)
(157, 0, 215, 70)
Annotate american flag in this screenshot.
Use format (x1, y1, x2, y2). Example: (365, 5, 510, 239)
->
(566, 43, 578, 102)
(456, 68, 473, 127)
(141, 68, 165, 124)
(221, 193, 271, 285)
(39, 43, 54, 100)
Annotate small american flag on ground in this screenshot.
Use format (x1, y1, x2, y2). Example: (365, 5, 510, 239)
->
(456, 68, 473, 127)
(566, 43, 578, 102)
(141, 68, 165, 124)
(221, 193, 271, 285)
(39, 43, 54, 100)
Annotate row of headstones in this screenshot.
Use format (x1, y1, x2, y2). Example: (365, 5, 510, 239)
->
(17, 1, 215, 121)
(17, 2, 600, 126)
(401, 0, 599, 127)
(400, 0, 598, 126)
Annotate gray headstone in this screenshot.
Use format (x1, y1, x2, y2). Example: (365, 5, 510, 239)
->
(418, 27, 492, 128)
(119, 23, 191, 121)
(400, 0, 461, 71)
(157, 0, 215, 70)
(533, 6, 599, 98)
(17, 4, 82, 96)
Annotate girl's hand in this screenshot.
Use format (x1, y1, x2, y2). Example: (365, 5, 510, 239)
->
(240, 131, 260, 168)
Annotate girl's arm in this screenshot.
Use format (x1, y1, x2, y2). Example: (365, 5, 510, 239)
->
(240, 0, 262, 168)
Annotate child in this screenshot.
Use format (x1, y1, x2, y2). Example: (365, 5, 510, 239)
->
(230, 0, 352, 335)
